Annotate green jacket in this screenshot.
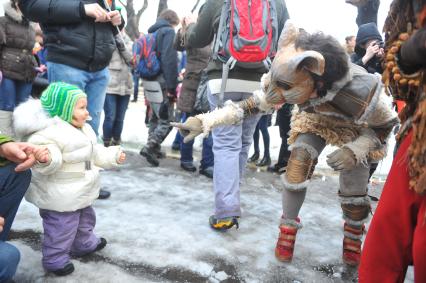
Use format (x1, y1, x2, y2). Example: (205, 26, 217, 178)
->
(185, 0, 289, 82)
(0, 134, 13, 167)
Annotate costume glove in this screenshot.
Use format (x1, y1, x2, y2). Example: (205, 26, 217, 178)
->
(326, 147, 357, 171)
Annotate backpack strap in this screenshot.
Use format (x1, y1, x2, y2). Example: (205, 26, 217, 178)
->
(215, 0, 234, 107)
(212, 0, 228, 61)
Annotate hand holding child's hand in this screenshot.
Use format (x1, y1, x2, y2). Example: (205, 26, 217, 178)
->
(118, 152, 126, 164)
(33, 146, 50, 164)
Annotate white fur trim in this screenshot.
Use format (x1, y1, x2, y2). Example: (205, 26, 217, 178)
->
(280, 174, 309, 191)
(340, 196, 370, 206)
(344, 217, 370, 226)
(4, 2, 23, 23)
(196, 100, 244, 136)
(13, 98, 56, 140)
(344, 230, 363, 240)
(252, 89, 274, 112)
(280, 218, 303, 229)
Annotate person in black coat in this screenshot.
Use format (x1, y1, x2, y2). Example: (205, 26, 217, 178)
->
(19, 0, 125, 200)
(351, 22, 384, 74)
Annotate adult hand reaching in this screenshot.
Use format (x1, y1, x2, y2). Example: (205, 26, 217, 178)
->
(0, 142, 49, 172)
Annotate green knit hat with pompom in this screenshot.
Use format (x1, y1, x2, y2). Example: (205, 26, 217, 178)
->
(40, 82, 87, 123)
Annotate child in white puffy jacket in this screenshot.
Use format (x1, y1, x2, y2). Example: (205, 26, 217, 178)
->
(13, 82, 126, 276)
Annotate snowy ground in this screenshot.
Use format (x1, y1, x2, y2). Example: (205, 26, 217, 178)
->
(9, 101, 413, 282)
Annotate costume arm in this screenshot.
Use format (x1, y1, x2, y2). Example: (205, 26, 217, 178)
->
(172, 90, 275, 142)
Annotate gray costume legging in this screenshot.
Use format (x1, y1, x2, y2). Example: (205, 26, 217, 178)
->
(281, 133, 370, 224)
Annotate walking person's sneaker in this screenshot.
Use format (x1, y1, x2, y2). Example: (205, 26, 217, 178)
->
(199, 167, 213, 179)
(209, 215, 239, 231)
(51, 262, 75, 276)
(98, 189, 111, 200)
(140, 146, 159, 167)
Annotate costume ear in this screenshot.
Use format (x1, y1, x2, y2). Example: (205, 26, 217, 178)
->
(277, 20, 299, 49)
(294, 51, 325, 76)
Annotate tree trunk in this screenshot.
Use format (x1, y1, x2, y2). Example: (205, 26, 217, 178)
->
(157, 0, 168, 18)
(119, 0, 148, 40)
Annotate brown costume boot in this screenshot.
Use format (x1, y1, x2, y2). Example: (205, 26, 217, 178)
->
(342, 223, 364, 266)
(275, 217, 300, 262)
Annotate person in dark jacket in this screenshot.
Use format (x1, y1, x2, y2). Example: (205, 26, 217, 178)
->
(19, 0, 124, 200)
(0, 0, 38, 137)
(351, 22, 385, 192)
(0, 135, 49, 282)
(183, 0, 289, 231)
(139, 9, 179, 167)
(174, 12, 214, 178)
(267, 104, 293, 174)
(351, 22, 384, 74)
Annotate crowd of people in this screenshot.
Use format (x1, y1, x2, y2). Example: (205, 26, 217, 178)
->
(0, 0, 425, 282)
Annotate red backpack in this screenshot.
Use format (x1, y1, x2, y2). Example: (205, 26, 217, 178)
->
(213, 0, 279, 105)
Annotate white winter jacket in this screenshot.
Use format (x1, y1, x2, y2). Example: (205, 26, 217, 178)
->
(13, 99, 122, 212)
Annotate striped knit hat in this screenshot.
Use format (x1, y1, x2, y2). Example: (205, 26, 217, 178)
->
(40, 82, 87, 123)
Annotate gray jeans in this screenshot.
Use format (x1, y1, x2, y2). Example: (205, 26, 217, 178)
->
(208, 88, 261, 218)
(147, 100, 173, 147)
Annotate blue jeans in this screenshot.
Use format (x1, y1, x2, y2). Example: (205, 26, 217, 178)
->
(0, 241, 20, 282)
(0, 164, 31, 241)
(47, 62, 109, 136)
(0, 164, 30, 282)
(102, 94, 130, 141)
(133, 72, 139, 101)
(0, 78, 32, 111)
(253, 114, 271, 157)
(208, 89, 260, 218)
(180, 113, 214, 170)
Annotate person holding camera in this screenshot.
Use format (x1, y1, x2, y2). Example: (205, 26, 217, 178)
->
(351, 22, 386, 198)
(351, 22, 384, 74)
